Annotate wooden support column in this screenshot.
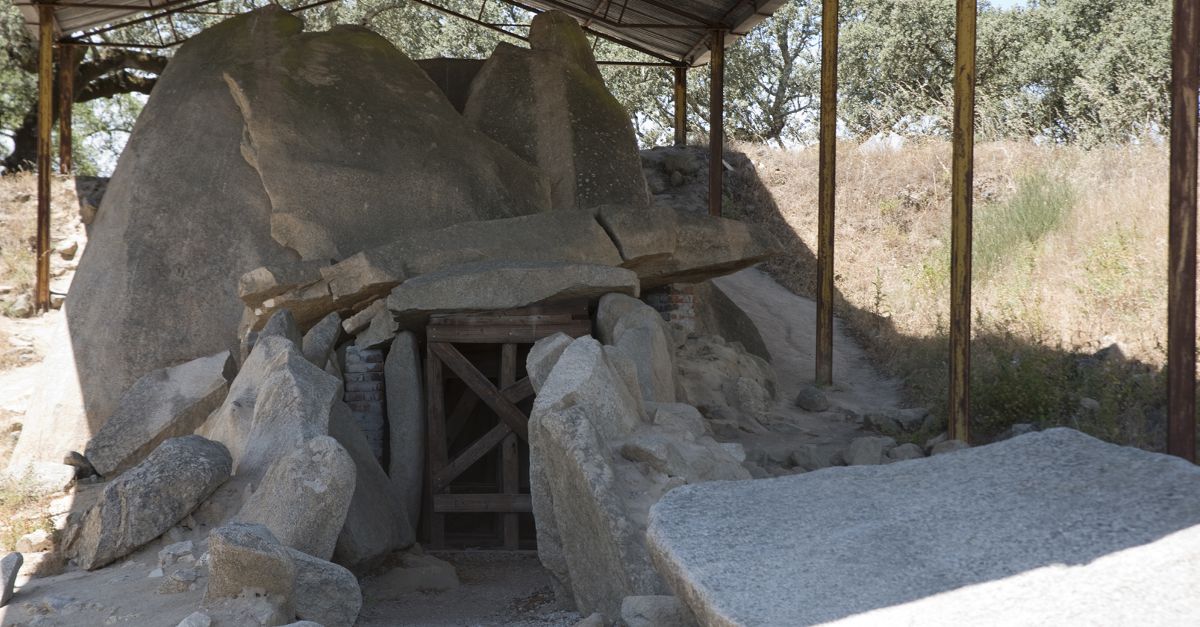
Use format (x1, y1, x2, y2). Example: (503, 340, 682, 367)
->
(948, 0, 976, 443)
(58, 44, 74, 176)
(499, 342, 520, 549)
(708, 29, 725, 217)
(1168, 0, 1199, 462)
(673, 66, 687, 147)
(815, 0, 839, 387)
(35, 5, 54, 313)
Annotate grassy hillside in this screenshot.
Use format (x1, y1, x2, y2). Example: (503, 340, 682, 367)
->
(728, 140, 1171, 450)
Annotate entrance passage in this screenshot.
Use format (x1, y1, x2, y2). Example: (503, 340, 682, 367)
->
(424, 303, 591, 549)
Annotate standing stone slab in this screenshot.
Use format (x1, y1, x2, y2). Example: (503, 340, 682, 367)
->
(384, 332, 424, 532)
(465, 11, 649, 210)
(237, 435, 355, 561)
(329, 403, 414, 574)
(646, 429, 1200, 626)
(301, 312, 342, 367)
(596, 294, 676, 404)
(287, 547, 362, 627)
(386, 261, 639, 331)
(1, 551, 21, 607)
(72, 436, 232, 570)
(85, 350, 233, 478)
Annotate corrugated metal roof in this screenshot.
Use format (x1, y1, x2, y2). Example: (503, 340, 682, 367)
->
(17, 0, 787, 66)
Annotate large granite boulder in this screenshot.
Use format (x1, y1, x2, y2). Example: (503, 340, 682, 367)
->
(287, 547, 362, 627)
(205, 523, 295, 619)
(84, 351, 234, 477)
(646, 429, 1200, 626)
(71, 436, 232, 570)
(529, 335, 746, 617)
(32, 5, 551, 460)
(595, 294, 677, 403)
(237, 435, 356, 561)
(465, 11, 649, 210)
(199, 335, 340, 485)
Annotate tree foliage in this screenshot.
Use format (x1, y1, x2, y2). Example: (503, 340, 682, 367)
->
(0, 0, 1176, 173)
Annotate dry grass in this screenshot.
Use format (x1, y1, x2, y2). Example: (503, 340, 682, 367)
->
(727, 139, 1171, 449)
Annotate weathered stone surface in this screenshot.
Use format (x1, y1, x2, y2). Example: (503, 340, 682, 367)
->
(85, 350, 233, 477)
(301, 312, 341, 367)
(387, 261, 638, 331)
(648, 429, 1200, 626)
(887, 443, 925, 462)
(600, 296, 676, 404)
(353, 307, 399, 350)
(844, 436, 897, 466)
(620, 595, 695, 627)
(176, 611, 211, 627)
(73, 436, 231, 570)
(258, 309, 302, 346)
(238, 436, 355, 561)
(530, 337, 673, 617)
(789, 443, 839, 472)
(199, 336, 339, 484)
(574, 613, 605, 627)
(225, 20, 550, 259)
(793, 384, 831, 413)
(1, 552, 21, 607)
(13, 461, 77, 493)
(362, 552, 460, 601)
(384, 332, 424, 532)
(636, 212, 783, 289)
(328, 403, 414, 574)
(692, 278, 772, 363)
(594, 204, 677, 271)
(465, 12, 648, 210)
(931, 439, 970, 456)
(415, 57, 484, 113)
(287, 547, 362, 627)
(322, 210, 622, 308)
(239, 260, 330, 308)
(527, 332, 573, 394)
(35, 5, 552, 453)
(205, 523, 295, 617)
(674, 334, 776, 435)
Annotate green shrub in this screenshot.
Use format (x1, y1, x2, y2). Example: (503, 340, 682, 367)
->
(974, 172, 1074, 276)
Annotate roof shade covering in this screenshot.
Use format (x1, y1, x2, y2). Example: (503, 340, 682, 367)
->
(18, 0, 787, 66)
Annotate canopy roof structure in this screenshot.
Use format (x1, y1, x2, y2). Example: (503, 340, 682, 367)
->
(17, 0, 786, 66)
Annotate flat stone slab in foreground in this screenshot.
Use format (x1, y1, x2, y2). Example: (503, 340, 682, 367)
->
(646, 429, 1200, 626)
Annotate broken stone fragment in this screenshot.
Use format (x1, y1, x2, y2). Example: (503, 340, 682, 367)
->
(793, 384, 831, 412)
(620, 595, 696, 627)
(72, 436, 231, 570)
(237, 435, 356, 561)
(238, 259, 330, 308)
(301, 312, 342, 367)
(593, 204, 678, 271)
(527, 332, 573, 394)
(84, 350, 233, 478)
(386, 261, 639, 331)
(204, 523, 295, 618)
(596, 294, 676, 403)
(288, 547, 362, 627)
(636, 212, 784, 288)
(843, 436, 897, 466)
(887, 442, 925, 462)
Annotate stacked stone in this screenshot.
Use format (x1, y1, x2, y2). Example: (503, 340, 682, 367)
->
(343, 347, 386, 463)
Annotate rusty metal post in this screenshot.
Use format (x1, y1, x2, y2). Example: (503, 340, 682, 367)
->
(708, 29, 725, 217)
(673, 66, 687, 147)
(1168, 0, 1199, 461)
(58, 43, 74, 175)
(35, 5, 54, 313)
(815, 0, 839, 387)
(948, 0, 976, 443)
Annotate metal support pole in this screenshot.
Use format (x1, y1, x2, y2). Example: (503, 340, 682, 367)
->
(1168, 0, 1199, 462)
(815, 0, 838, 387)
(58, 43, 74, 175)
(948, 0, 976, 443)
(708, 30, 725, 217)
(673, 66, 687, 147)
(35, 5, 54, 313)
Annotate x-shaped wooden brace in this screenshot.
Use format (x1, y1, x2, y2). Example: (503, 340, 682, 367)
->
(429, 341, 534, 491)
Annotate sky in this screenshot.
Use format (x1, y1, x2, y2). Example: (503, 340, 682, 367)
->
(990, 0, 1027, 8)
